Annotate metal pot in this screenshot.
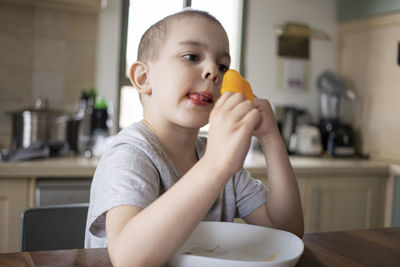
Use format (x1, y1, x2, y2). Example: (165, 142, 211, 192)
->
(8, 99, 79, 151)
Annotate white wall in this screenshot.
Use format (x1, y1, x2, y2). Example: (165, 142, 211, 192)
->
(244, 0, 337, 122)
(95, 0, 122, 134)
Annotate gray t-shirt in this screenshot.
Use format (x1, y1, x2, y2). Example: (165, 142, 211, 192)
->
(85, 122, 267, 248)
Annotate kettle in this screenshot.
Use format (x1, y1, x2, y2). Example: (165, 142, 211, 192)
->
(293, 125, 322, 156)
(279, 106, 309, 150)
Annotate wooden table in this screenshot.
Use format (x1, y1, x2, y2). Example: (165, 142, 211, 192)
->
(0, 227, 399, 267)
(297, 227, 400, 267)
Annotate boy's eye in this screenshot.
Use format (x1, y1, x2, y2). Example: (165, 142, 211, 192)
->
(183, 54, 199, 61)
(218, 64, 229, 73)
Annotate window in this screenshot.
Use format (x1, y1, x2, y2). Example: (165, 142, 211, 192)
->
(118, 0, 244, 129)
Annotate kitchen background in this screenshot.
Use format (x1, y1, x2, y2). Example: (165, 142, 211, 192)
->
(0, 0, 99, 148)
(1, 0, 400, 253)
(0, 0, 399, 162)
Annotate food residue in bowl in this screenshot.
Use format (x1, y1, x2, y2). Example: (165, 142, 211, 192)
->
(184, 244, 219, 255)
(263, 253, 278, 261)
(183, 245, 280, 262)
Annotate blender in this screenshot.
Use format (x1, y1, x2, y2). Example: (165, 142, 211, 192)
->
(317, 71, 356, 156)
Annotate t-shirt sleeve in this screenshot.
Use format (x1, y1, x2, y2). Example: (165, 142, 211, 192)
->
(87, 143, 161, 239)
(233, 168, 267, 218)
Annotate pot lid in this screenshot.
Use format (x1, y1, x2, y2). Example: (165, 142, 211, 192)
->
(7, 98, 70, 117)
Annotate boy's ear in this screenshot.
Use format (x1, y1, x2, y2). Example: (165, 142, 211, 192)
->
(129, 61, 152, 95)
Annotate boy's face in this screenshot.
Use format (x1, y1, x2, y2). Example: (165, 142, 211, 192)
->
(146, 16, 230, 129)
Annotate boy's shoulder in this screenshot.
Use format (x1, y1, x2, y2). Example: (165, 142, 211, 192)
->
(112, 122, 208, 159)
(101, 122, 160, 161)
(114, 122, 158, 148)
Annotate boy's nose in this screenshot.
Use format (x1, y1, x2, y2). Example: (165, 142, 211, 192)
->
(202, 64, 219, 84)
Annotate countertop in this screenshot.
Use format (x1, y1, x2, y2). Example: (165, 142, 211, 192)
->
(245, 152, 390, 176)
(0, 157, 99, 177)
(0, 153, 392, 178)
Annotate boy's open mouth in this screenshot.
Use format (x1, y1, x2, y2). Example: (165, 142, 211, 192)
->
(187, 92, 213, 106)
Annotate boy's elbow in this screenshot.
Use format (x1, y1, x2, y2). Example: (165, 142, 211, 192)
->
(108, 245, 164, 267)
(280, 224, 303, 239)
(109, 247, 130, 267)
(293, 215, 304, 238)
(112, 258, 149, 267)
(295, 218, 305, 238)
(109, 249, 145, 267)
(281, 217, 304, 239)
(295, 227, 304, 239)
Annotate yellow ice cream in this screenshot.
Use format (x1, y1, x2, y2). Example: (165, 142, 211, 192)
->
(220, 69, 254, 101)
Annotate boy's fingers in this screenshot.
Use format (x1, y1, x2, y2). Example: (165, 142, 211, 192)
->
(242, 108, 262, 131)
(229, 99, 255, 122)
(215, 92, 247, 112)
(214, 91, 232, 108)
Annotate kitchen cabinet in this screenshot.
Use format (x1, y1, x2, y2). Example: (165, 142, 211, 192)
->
(0, 178, 34, 253)
(247, 156, 389, 233)
(338, 0, 400, 21)
(253, 174, 385, 233)
(0, 176, 93, 253)
(392, 172, 400, 226)
(304, 176, 384, 233)
(0, 158, 97, 253)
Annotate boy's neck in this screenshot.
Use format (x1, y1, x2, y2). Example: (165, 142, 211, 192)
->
(142, 119, 199, 174)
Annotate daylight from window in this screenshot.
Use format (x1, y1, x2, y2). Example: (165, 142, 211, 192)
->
(120, 0, 242, 129)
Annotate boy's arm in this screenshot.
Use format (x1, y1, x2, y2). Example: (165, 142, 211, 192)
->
(243, 98, 304, 238)
(106, 92, 260, 267)
(106, 158, 230, 267)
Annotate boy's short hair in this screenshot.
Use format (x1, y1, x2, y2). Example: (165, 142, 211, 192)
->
(137, 9, 226, 62)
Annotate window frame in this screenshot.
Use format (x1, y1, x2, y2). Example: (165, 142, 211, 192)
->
(117, 0, 247, 130)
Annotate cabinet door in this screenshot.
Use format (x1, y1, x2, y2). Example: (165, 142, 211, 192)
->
(0, 179, 31, 253)
(307, 176, 384, 233)
(393, 175, 400, 226)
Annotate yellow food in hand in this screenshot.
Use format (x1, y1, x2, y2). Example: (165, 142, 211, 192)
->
(220, 69, 254, 101)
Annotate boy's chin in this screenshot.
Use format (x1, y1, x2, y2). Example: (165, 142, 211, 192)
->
(181, 119, 209, 130)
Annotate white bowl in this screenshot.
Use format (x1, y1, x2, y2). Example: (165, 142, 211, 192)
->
(169, 221, 304, 267)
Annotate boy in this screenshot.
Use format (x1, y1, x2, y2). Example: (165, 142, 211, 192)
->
(85, 9, 303, 267)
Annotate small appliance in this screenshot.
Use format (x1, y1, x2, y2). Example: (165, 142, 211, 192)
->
(327, 125, 356, 157)
(317, 71, 357, 157)
(278, 106, 309, 153)
(294, 124, 323, 156)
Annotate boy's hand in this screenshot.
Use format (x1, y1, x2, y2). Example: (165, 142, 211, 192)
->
(205, 92, 261, 178)
(253, 98, 279, 141)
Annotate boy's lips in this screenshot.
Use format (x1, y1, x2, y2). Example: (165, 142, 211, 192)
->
(187, 92, 214, 106)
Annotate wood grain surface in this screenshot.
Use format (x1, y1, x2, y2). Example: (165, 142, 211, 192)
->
(0, 228, 399, 266)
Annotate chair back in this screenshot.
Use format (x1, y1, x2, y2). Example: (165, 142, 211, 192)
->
(20, 203, 89, 252)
